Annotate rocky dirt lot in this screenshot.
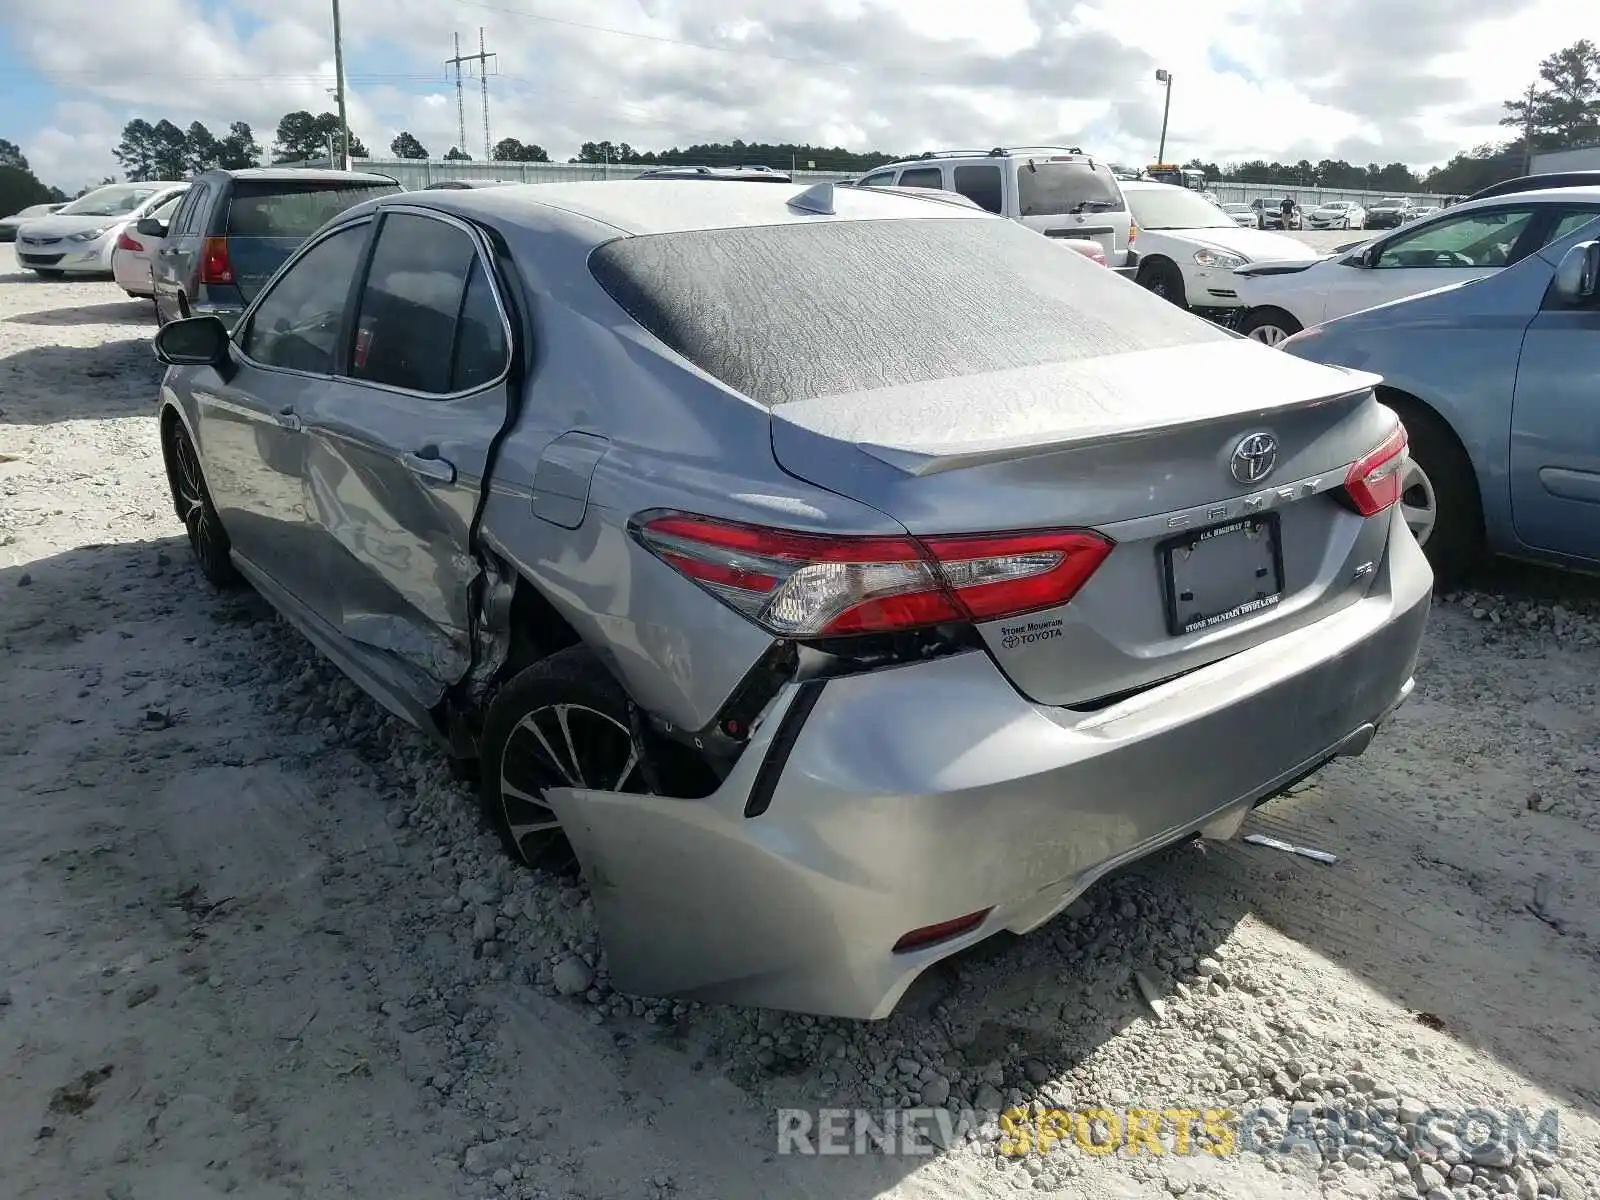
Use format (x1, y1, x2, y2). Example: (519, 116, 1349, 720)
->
(1, 248, 1598, 1200)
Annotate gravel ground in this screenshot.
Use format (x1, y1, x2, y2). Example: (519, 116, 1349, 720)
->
(2, 246, 1598, 1200)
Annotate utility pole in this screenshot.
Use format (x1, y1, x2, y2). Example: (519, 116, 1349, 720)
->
(1522, 82, 1537, 176)
(331, 0, 350, 169)
(446, 30, 496, 160)
(1154, 68, 1173, 164)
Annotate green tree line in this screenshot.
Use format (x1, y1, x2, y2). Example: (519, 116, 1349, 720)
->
(0, 140, 70, 217)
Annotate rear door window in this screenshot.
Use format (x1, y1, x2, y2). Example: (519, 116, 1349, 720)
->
(171, 185, 207, 235)
(952, 165, 1003, 214)
(227, 181, 400, 238)
(898, 167, 945, 190)
(1545, 208, 1600, 245)
(449, 259, 510, 392)
(1015, 160, 1125, 216)
(349, 212, 479, 395)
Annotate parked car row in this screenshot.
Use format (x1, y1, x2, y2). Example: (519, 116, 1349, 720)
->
(14, 182, 187, 276)
(1233, 182, 1600, 586)
(143, 175, 1434, 1018)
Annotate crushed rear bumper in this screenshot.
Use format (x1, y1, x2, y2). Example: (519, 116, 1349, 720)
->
(545, 511, 1432, 1019)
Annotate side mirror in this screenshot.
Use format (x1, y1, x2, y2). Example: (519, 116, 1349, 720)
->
(1552, 241, 1600, 305)
(154, 315, 231, 369)
(135, 217, 169, 238)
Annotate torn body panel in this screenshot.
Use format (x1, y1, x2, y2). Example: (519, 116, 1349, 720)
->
(543, 513, 1431, 1019)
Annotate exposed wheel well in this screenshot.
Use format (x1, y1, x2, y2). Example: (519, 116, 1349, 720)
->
(503, 574, 581, 679)
(492, 573, 722, 798)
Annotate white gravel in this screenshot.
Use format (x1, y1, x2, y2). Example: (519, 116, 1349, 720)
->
(2, 246, 1598, 1200)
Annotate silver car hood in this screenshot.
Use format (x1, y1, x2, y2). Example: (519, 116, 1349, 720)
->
(772, 340, 1381, 476)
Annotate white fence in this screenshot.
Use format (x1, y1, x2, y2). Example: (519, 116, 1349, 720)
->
(297, 156, 1452, 205)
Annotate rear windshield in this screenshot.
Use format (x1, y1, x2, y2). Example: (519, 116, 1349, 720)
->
(226, 181, 400, 237)
(588, 217, 1222, 407)
(1014, 160, 1126, 216)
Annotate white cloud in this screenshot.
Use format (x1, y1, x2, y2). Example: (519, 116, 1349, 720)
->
(4, 0, 1597, 189)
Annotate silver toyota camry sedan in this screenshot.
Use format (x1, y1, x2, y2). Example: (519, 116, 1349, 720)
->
(152, 179, 1432, 1019)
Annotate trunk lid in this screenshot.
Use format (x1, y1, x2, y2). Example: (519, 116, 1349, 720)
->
(769, 341, 1396, 708)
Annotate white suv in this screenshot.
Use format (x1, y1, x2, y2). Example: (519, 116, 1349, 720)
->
(856, 147, 1136, 274)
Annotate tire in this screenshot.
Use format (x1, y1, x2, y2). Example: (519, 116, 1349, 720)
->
(478, 645, 651, 874)
(1135, 257, 1188, 308)
(1238, 307, 1303, 347)
(1382, 397, 1483, 587)
(164, 418, 240, 588)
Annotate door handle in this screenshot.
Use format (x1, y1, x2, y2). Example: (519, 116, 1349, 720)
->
(403, 450, 456, 484)
(275, 406, 301, 431)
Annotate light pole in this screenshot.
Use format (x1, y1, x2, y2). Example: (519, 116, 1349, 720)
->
(1154, 68, 1172, 164)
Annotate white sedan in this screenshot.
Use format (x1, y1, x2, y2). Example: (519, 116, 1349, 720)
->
(111, 193, 181, 298)
(14, 181, 186, 278)
(1120, 181, 1318, 313)
(1232, 185, 1600, 344)
(1220, 203, 1256, 227)
(1303, 200, 1366, 230)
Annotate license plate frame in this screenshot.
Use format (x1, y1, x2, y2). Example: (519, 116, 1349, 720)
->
(1159, 513, 1285, 637)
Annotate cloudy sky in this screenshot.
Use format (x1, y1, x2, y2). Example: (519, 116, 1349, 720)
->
(0, 0, 1594, 190)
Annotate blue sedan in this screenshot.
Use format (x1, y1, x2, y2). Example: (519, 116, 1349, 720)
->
(1280, 213, 1600, 586)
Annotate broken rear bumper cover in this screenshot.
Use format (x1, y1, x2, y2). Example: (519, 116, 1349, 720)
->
(545, 522, 1431, 1020)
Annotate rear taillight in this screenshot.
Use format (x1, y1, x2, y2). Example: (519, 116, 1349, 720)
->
(1344, 424, 1409, 516)
(200, 236, 234, 285)
(1129, 221, 1138, 245)
(115, 230, 143, 252)
(635, 513, 1113, 638)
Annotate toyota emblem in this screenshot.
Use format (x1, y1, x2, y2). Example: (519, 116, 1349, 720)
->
(1229, 432, 1278, 484)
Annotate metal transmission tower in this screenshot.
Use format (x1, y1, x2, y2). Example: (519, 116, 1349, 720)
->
(445, 29, 497, 160)
(448, 33, 467, 157)
(479, 28, 496, 161)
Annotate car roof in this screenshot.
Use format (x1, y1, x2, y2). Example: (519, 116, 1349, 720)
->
(199, 167, 398, 184)
(1439, 184, 1600, 213)
(397, 178, 997, 239)
(1117, 180, 1186, 191)
(1467, 171, 1600, 201)
(877, 146, 1099, 170)
(634, 166, 792, 181)
(422, 179, 518, 188)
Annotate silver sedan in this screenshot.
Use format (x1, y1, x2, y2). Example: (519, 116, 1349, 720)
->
(151, 180, 1431, 1018)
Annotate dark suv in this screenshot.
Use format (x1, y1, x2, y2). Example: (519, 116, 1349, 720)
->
(148, 168, 401, 328)
(1363, 197, 1413, 229)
